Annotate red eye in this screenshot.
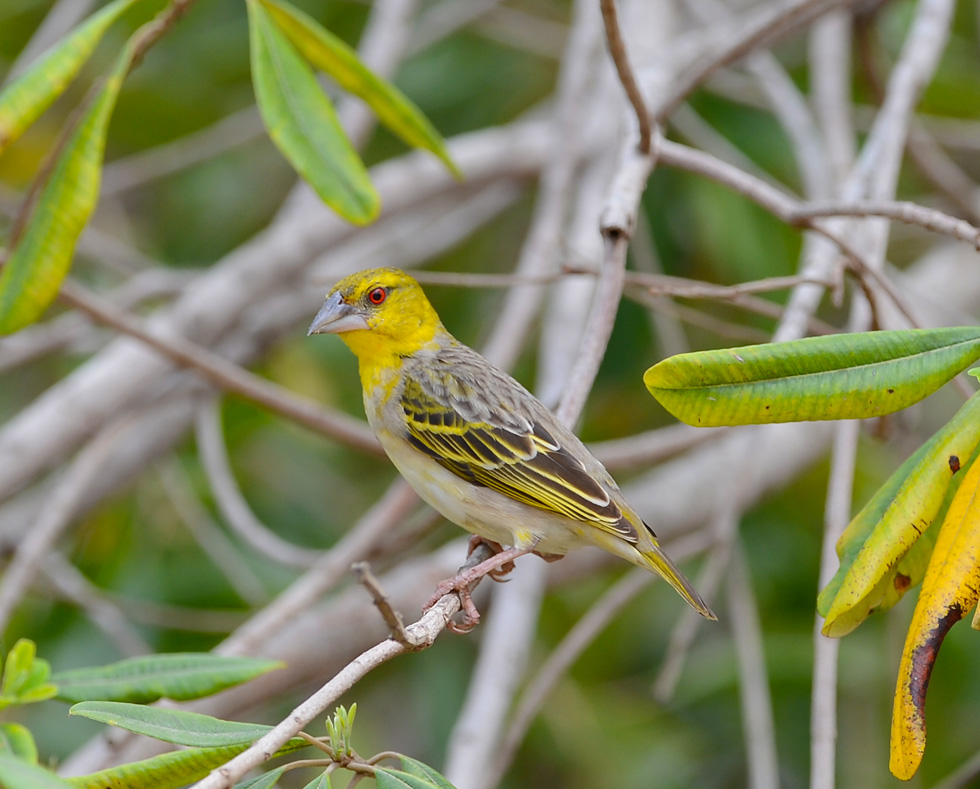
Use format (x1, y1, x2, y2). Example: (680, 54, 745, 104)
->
(368, 287, 387, 305)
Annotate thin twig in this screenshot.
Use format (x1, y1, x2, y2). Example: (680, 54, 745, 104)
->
(599, 0, 651, 154)
(351, 562, 414, 648)
(58, 280, 383, 457)
(792, 201, 980, 250)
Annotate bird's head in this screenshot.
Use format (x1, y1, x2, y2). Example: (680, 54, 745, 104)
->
(308, 268, 445, 361)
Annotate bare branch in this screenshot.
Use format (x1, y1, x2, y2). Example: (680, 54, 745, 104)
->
(58, 280, 383, 457)
(351, 562, 414, 648)
(599, 0, 652, 154)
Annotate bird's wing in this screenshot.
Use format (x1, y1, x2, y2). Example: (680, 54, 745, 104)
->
(399, 360, 637, 543)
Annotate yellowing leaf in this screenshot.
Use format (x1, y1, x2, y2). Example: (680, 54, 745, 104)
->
(0, 46, 133, 333)
(0, 0, 145, 155)
(819, 392, 980, 636)
(258, 0, 460, 178)
(890, 452, 980, 780)
(247, 0, 379, 224)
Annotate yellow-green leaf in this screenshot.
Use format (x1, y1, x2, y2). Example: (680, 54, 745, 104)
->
(258, 0, 460, 178)
(67, 745, 249, 789)
(52, 653, 282, 704)
(890, 452, 980, 780)
(0, 756, 74, 789)
(819, 391, 980, 637)
(0, 45, 133, 334)
(644, 328, 980, 426)
(247, 0, 378, 224)
(0, 0, 144, 155)
(0, 724, 38, 764)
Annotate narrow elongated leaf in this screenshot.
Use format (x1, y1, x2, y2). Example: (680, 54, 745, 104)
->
(819, 392, 980, 636)
(236, 766, 286, 789)
(52, 653, 282, 703)
(258, 0, 460, 177)
(0, 45, 132, 334)
(644, 328, 980, 426)
(0, 756, 74, 789)
(890, 453, 980, 780)
(0, 724, 37, 763)
(70, 702, 276, 747)
(247, 0, 378, 223)
(67, 745, 248, 789)
(397, 757, 456, 789)
(375, 768, 440, 789)
(0, 0, 144, 154)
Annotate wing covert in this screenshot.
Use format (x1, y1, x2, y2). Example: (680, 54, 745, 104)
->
(400, 370, 636, 541)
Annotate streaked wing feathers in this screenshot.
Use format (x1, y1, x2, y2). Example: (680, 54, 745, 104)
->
(401, 370, 635, 541)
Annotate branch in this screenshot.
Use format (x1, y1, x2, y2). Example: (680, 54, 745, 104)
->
(58, 280, 383, 456)
(599, 0, 651, 154)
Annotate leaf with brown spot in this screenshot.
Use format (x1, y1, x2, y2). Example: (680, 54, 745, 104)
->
(890, 452, 980, 780)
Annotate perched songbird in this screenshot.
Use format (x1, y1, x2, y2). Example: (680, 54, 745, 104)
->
(309, 268, 715, 626)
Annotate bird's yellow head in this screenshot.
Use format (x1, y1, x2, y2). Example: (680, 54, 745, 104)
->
(308, 268, 445, 363)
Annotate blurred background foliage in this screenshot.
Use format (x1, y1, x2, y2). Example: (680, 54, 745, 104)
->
(1, 0, 979, 787)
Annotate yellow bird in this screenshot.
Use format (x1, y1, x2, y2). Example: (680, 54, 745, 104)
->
(309, 268, 715, 627)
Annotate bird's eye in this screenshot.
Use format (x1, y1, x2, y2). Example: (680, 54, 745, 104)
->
(367, 287, 387, 305)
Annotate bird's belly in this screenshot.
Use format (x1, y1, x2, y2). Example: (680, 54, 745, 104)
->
(377, 431, 587, 554)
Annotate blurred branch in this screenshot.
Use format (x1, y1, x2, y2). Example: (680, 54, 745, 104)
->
(0, 425, 122, 635)
(655, 0, 854, 121)
(156, 460, 268, 607)
(58, 280, 384, 456)
(728, 544, 779, 789)
(653, 505, 738, 702)
(4, 0, 98, 80)
(40, 554, 152, 657)
(217, 480, 418, 656)
(810, 421, 859, 789)
(195, 400, 325, 568)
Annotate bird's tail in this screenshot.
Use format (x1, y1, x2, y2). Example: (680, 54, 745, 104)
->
(638, 544, 717, 620)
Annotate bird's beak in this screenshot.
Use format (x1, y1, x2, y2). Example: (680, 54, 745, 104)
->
(307, 292, 370, 336)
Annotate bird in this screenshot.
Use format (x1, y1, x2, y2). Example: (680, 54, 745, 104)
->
(308, 268, 715, 628)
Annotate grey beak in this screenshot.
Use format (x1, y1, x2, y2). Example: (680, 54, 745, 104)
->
(307, 292, 370, 336)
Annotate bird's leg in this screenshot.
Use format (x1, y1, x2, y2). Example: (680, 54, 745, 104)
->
(424, 542, 536, 632)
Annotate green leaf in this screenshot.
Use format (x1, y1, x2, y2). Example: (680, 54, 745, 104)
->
(375, 768, 442, 789)
(0, 43, 132, 334)
(1, 639, 37, 697)
(67, 745, 249, 789)
(258, 0, 460, 178)
(69, 702, 277, 747)
(0, 0, 144, 155)
(301, 773, 331, 789)
(818, 390, 980, 636)
(397, 757, 456, 789)
(246, 0, 378, 224)
(0, 724, 38, 764)
(644, 328, 980, 426)
(52, 653, 282, 703)
(235, 766, 286, 789)
(0, 755, 75, 789)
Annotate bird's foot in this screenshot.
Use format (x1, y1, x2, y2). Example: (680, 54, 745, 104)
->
(423, 542, 536, 632)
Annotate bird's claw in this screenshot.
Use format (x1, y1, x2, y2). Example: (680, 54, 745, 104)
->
(423, 576, 481, 632)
